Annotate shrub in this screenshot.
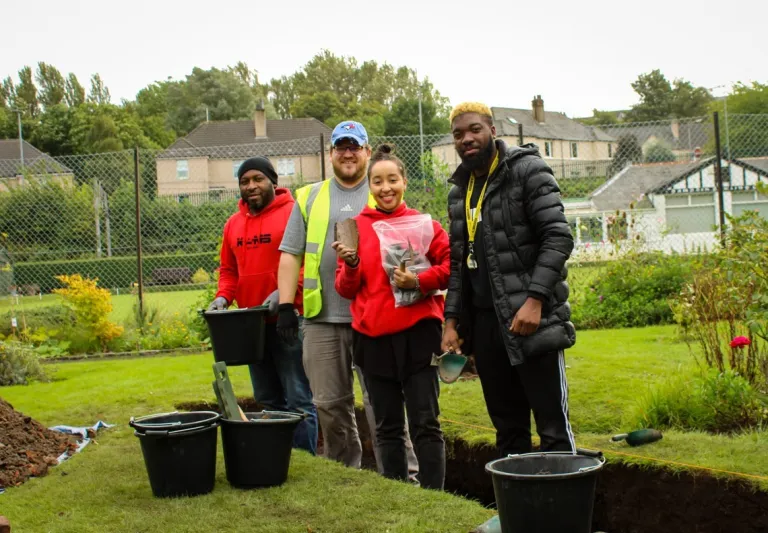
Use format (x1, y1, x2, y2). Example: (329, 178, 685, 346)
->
(571, 252, 692, 329)
(672, 212, 768, 385)
(0, 341, 47, 386)
(644, 140, 677, 163)
(627, 369, 767, 433)
(191, 268, 211, 284)
(0, 306, 76, 337)
(14, 252, 218, 293)
(53, 274, 124, 352)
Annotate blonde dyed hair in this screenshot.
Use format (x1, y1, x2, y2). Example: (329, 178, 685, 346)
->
(449, 102, 492, 124)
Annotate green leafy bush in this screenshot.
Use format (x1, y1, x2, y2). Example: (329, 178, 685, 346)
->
(0, 305, 76, 337)
(14, 252, 218, 293)
(627, 369, 767, 433)
(572, 252, 692, 329)
(0, 341, 47, 386)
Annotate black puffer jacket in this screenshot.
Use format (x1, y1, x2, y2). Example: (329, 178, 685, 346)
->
(445, 140, 575, 365)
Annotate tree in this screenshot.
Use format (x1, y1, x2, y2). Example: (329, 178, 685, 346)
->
(383, 97, 450, 136)
(88, 74, 111, 105)
(711, 82, 768, 158)
(166, 67, 256, 135)
(15, 66, 39, 117)
(65, 73, 86, 107)
(670, 79, 712, 118)
(291, 91, 345, 124)
(609, 134, 643, 175)
(29, 104, 74, 155)
(579, 109, 620, 126)
(36, 62, 66, 109)
(268, 51, 449, 129)
(626, 70, 712, 122)
(644, 140, 676, 163)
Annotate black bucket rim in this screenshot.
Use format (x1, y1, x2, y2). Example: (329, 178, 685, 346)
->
(202, 305, 270, 317)
(220, 410, 305, 425)
(485, 451, 606, 481)
(133, 423, 219, 439)
(130, 410, 221, 434)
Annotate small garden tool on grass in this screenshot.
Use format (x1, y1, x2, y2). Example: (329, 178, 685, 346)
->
(431, 351, 468, 384)
(212, 361, 248, 421)
(612, 428, 663, 446)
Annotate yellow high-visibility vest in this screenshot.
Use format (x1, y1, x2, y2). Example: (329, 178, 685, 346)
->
(295, 179, 376, 318)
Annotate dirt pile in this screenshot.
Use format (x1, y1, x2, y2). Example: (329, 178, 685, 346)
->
(0, 398, 78, 489)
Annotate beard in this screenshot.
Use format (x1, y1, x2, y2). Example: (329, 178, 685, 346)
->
(241, 187, 274, 212)
(333, 158, 366, 183)
(459, 139, 495, 172)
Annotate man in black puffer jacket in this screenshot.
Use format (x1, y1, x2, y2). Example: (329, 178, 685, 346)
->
(440, 102, 577, 456)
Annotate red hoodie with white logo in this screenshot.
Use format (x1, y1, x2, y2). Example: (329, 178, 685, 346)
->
(216, 188, 303, 314)
(335, 203, 450, 337)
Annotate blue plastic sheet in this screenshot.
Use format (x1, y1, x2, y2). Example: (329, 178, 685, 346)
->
(0, 421, 113, 494)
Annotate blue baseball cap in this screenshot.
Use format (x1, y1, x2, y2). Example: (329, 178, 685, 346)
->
(331, 121, 368, 146)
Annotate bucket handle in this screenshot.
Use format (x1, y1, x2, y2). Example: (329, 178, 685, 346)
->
(137, 423, 218, 438)
(129, 411, 181, 429)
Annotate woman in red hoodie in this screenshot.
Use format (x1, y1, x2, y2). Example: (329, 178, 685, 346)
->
(332, 144, 450, 490)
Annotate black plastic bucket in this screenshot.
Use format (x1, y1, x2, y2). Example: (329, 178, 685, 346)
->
(485, 451, 605, 533)
(202, 306, 269, 365)
(131, 411, 220, 498)
(220, 411, 303, 488)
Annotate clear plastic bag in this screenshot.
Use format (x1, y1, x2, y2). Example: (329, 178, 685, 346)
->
(372, 214, 435, 307)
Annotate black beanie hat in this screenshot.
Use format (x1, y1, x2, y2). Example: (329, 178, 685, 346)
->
(237, 156, 278, 185)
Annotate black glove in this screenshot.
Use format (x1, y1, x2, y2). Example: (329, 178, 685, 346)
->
(207, 296, 229, 311)
(261, 289, 280, 316)
(276, 303, 299, 344)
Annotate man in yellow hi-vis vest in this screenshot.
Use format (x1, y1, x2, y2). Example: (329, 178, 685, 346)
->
(277, 121, 417, 477)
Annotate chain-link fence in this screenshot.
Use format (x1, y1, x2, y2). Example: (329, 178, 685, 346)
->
(0, 113, 767, 297)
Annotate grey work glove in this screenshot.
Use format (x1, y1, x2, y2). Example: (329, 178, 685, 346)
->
(261, 289, 280, 316)
(207, 296, 229, 311)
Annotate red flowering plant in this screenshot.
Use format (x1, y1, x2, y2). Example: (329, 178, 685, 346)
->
(672, 212, 767, 388)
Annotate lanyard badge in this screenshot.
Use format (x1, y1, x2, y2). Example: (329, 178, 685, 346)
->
(464, 153, 499, 270)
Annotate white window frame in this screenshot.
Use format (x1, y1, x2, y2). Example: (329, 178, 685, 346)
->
(664, 193, 716, 234)
(233, 160, 244, 179)
(544, 141, 553, 158)
(570, 142, 578, 159)
(277, 158, 296, 177)
(176, 160, 189, 180)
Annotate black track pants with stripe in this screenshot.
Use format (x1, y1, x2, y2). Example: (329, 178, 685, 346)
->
(471, 307, 576, 457)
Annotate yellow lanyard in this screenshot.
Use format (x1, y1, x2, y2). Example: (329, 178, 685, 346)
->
(465, 152, 499, 244)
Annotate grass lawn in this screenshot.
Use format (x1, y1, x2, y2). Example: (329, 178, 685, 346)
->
(0, 357, 493, 533)
(2, 302, 767, 530)
(1, 289, 205, 324)
(438, 325, 768, 490)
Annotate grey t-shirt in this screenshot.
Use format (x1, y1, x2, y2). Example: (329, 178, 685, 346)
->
(279, 178, 369, 323)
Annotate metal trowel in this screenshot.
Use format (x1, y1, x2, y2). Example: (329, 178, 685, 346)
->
(431, 351, 468, 384)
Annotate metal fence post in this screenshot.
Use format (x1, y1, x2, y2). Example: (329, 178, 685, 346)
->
(713, 112, 726, 246)
(320, 133, 326, 181)
(133, 147, 144, 317)
(93, 178, 102, 257)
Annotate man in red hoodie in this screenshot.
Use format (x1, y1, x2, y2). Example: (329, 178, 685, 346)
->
(208, 156, 318, 454)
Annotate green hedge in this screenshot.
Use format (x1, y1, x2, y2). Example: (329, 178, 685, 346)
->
(14, 253, 218, 293)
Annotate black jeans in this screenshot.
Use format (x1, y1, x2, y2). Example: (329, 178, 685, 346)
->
(364, 367, 445, 490)
(472, 308, 576, 457)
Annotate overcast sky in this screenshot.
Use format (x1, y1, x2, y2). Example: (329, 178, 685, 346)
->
(2, 0, 765, 118)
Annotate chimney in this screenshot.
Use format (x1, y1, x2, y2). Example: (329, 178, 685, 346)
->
(254, 99, 267, 138)
(532, 95, 545, 123)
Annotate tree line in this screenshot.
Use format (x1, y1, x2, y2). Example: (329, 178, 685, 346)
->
(0, 51, 452, 157)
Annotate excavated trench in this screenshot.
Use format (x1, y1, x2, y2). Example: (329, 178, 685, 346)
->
(177, 399, 768, 533)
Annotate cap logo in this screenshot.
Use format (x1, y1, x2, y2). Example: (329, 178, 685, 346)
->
(344, 124, 355, 130)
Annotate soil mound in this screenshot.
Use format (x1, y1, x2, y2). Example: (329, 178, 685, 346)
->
(0, 398, 77, 488)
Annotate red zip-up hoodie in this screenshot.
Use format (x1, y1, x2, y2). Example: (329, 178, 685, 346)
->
(216, 188, 302, 315)
(335, 202, 450, 337)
